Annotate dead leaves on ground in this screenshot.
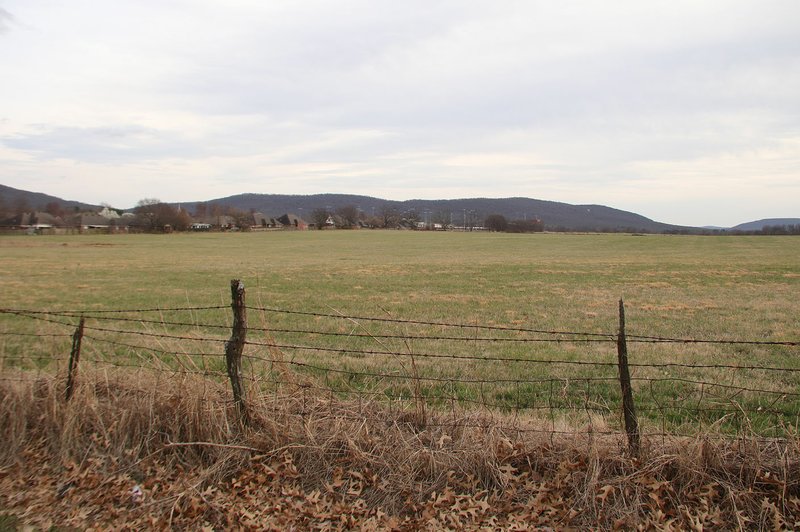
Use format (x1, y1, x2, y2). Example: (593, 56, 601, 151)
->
(2, 443, 799, 530)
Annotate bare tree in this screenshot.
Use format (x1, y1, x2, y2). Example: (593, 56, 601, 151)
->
(134, 198, 190, 232)
(228, 208, 253, 231)
(484, 214, 508, 232)
(310, 208, 330, 229)
(44, 201, 64, 218)
(402, 210, 421, 229)
(507, 218, 544, 233)
(336, 205, 359, 228)
(379, 205, 400, 228)
(194, 202, 208, 218)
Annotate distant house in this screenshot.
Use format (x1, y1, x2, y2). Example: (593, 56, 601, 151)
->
(78, 214, 112, 230)
(251, 212, 267, 229)
(250, 212, 283, 229)
(70, 211, 136, 233)
(194, 215, 236, 230)
(0, 212, 64, 233)
(276, 213, 308, 230)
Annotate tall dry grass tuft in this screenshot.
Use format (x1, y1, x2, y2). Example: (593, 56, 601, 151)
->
(0, 369, 234, 469)
(1, 370, 799, 528)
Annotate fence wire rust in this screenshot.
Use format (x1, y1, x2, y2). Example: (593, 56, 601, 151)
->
(2, 285, 799, 444)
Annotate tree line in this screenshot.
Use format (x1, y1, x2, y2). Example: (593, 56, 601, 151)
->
(483, 214, 544, 233)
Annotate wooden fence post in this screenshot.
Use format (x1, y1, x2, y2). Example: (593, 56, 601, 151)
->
(617, 299, 640, 456)
(65, 317, 85, 402)
(226, 279, 249, 426)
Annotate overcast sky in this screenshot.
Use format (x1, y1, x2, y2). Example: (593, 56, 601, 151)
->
(1, 1, 798, 227)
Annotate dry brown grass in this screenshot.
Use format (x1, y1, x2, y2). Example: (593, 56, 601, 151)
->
(1, 368, 799, 529)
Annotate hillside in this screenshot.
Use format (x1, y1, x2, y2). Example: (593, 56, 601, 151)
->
(731, 218, 800, 231)
(184, 193, 689, 232)
(0, 184, 100, 213)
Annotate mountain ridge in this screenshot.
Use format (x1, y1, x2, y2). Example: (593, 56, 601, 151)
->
(0, 184, 100, 213)
(182, 192, 687, 232)
(731, 218, 800, 231)
(2, 184, 796, 232)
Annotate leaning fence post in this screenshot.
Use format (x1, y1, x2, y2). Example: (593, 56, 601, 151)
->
(617, 299, 640, 456)
(65, 317, 85, 402)
(226, 279, 250, 426)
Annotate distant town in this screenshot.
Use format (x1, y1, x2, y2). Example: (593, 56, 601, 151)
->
(0, 198, 547, 235)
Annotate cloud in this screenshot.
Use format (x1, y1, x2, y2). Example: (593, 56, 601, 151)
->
(0, 125, 202, 163)
(0, 1, 798, 226)
(160, 2, 798, 128)
(0, 8, 13, 33)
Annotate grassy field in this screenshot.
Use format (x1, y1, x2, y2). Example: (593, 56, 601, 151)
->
(2, 230, 798, 330)
(3, 231, 800, 528)
(2, 231, 799, 435)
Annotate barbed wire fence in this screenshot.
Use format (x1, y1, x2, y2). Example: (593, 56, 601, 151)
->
(2, 279, 798, 452)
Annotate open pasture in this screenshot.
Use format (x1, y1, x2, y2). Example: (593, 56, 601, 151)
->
(2, 231, 799, 435)
(2, 231, 798, 332)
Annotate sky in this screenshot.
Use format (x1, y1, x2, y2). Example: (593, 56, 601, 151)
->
(0, 1, 798, 227)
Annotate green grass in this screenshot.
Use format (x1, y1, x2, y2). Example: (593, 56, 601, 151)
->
(1, 231, 799, 435)
(0, 513, 20, 532)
